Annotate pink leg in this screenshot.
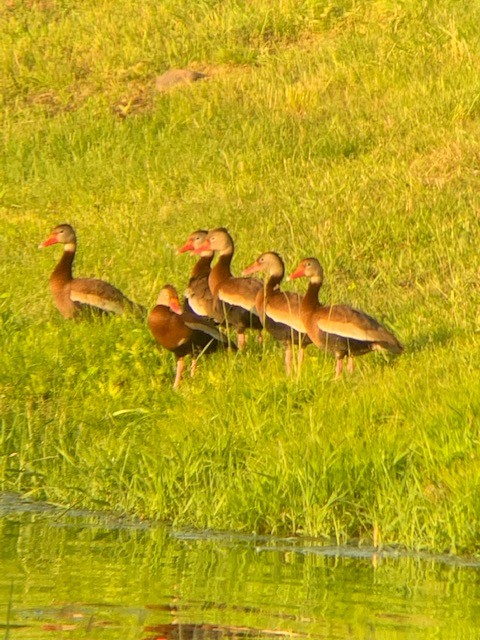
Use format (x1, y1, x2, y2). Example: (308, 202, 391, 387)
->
(257, 330, 263, 344)
(173, 358, 184, 389)
(347, 356, 355, 373)
(335, 358, 344, 379)
(237, 333, 246, 351)
(297, 347, 305, 370)
(285, 344, 292, 376)
(190, 358, 197, 378)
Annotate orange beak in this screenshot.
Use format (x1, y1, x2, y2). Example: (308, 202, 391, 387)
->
(177, 239, 194, 254)
(288, 264, 305, 280)
(169, 297, 183, 314)
(242, 261, 261, 276)
(39, 234, 58, 248)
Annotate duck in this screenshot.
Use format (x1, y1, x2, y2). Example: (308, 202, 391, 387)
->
(242, 252, 311, 375)
(39, 224, 145, 319)
(289, 257, 404, 377)
(195, 228, 262, 350)
(177, 230, 224, 323)
(148, 285, 236, 388)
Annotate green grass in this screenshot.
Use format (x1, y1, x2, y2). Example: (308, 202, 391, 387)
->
(1, 0, 480, 555)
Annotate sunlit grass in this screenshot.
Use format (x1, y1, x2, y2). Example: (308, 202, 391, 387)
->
(1, 0, 480, 554)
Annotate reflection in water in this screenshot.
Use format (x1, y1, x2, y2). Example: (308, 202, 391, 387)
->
(0, 493, 479, 639)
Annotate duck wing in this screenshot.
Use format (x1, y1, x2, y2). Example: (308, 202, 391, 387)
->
(217, 277, 261, 314)
(70, 278, 144, 316)
(264, 291, 306, 333)
(182, 312, 234, 347)
(315, 305, 403, 352)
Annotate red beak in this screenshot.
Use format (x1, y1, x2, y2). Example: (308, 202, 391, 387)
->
(169, 298, 183, 314)
(39, 234, 58, 248)
(288, 265, 305, 280)
(177, 240, 194, 254)
(193, 240, 210, 255)
(242, 261, 261, 276)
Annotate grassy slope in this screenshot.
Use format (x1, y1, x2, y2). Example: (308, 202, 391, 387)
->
(1, 0, 479, 554)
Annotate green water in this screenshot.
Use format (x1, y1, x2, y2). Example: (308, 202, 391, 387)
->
(0, 494, 479, 640)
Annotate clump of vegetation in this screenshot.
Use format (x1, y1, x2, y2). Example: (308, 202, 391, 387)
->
(1, 0, 479, 555)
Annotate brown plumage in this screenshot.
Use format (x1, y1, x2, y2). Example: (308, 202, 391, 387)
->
(177, 230, 224, 323)
(289, 257, 404, 377)
(196, 228, 262, 350)
(242, 252, 311, 375)
(148, 285, 236, 388)
(39, 224, 145, 319)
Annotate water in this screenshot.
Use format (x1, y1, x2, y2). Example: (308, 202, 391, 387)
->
(1, 493, 479, 639)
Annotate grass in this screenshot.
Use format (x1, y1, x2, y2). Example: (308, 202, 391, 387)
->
(1, 0, 480, 555)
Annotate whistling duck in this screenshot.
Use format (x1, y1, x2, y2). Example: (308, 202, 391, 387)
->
(177, 230, 224, 323)
(289, 258, 404, 378)
(242, 252, 311, 375)
(196, 228, 262, 350)
(39, 224, 145, 319)
(148, 285, 236, 388)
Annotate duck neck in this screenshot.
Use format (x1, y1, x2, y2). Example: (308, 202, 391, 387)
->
(50, 244, 75, 287)
(191, 255, 213, 279)
(256, 273, 282, 323)
(302, 277, 322, 312)
(209, 251, 233, 295)
(265, 272, 283, 296)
